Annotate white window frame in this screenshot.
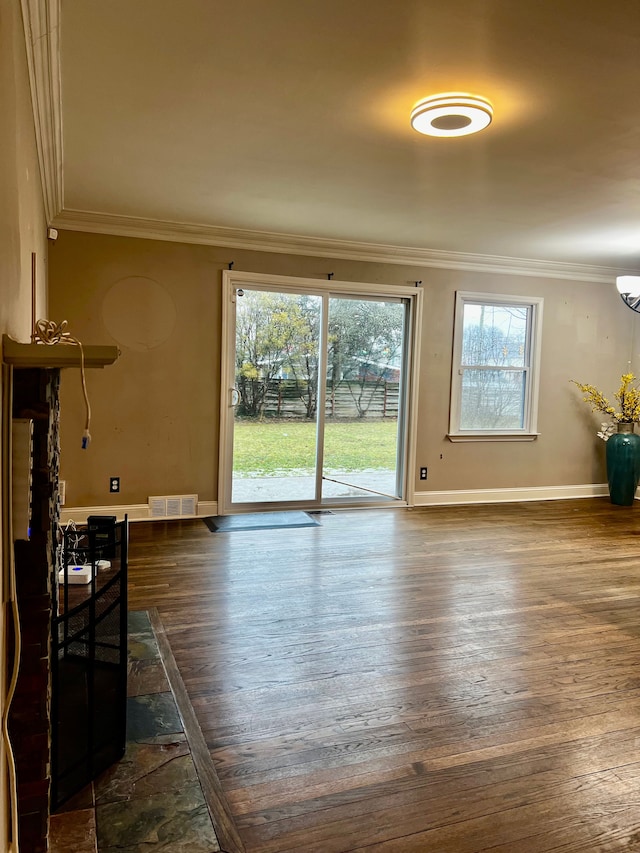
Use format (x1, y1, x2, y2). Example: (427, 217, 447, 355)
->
(218, 270, 424, 511)
(448, 291, 543, 442)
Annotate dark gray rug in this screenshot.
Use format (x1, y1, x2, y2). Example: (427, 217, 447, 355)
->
(203, 511, 320, 533)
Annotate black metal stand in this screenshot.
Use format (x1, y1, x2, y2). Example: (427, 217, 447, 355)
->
(51, 518, 128, 809)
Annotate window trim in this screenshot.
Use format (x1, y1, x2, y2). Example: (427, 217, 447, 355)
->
(448, 291, 543, 442)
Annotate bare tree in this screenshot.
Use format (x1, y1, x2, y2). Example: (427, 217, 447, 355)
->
(235, 291, 320, 418)
(328, 299, 404, 418)
(460, 306, 528, 429)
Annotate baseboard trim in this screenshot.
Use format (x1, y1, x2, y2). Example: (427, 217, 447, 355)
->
(59, 501, 218, 524)
(60, 488, 618, 520)
(414, 484, 612, 506)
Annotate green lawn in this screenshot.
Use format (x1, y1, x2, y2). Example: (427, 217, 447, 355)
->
(233, 419, 398, 476)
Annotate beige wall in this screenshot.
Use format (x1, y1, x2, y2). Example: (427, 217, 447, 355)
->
(0, 0, 48, 847)
(50, 230, 634, 508)
(0, 0, 47, 337)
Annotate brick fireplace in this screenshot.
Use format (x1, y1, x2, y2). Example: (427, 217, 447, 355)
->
(10, 367, 60, 853)
(3, 338, 118, 853)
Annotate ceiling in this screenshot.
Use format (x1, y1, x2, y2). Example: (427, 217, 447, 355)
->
(48, 0, 640, 271)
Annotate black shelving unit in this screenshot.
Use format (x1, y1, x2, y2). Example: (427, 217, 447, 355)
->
(51, 518, 128, 808)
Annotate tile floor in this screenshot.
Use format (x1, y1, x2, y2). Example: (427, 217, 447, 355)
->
(49, 611, 221, 853)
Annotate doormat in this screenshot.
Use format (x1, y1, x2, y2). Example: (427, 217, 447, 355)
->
(203, 511, 320, 533)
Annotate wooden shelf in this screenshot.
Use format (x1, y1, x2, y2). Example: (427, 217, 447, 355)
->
(2, 335, 120, 369)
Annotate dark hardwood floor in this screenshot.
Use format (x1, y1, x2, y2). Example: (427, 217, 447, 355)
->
(127, 499, 640, 852)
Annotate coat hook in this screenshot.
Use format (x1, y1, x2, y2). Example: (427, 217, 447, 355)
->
(327, 272, 334, 280)
(228, 261, 235, 270)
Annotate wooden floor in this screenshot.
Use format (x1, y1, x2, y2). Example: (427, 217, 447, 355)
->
(128, 499, 640, 853)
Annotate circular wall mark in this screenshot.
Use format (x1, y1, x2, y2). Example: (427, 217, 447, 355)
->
(102, 276, 177, 351)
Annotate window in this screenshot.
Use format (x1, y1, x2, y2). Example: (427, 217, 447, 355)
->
(449, 292, 543, 441)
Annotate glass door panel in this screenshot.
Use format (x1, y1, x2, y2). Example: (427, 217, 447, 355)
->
(322, 296, 406, 501)
(231, 289, 322, 504)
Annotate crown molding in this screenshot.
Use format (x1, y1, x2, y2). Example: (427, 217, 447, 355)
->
(51, 208, 628, 284)
(20, 0, 63, 222)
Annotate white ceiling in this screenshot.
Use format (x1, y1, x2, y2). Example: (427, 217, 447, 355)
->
(53, 0, 640, 270)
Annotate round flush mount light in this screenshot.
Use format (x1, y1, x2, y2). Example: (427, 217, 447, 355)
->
(410, 93, 493, 137)
(616, 275, 640, 296)
(616, 275, 640, 312)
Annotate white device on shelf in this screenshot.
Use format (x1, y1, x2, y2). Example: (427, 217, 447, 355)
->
(58, 559, 111, 585)
(59, 565, 93, 585)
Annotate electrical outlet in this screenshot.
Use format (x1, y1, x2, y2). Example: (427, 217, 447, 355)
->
(110, 477, 120, 493)
(420, 467, 428, 480)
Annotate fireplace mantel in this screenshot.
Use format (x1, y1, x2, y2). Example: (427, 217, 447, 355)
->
(2, 335, 119, 368)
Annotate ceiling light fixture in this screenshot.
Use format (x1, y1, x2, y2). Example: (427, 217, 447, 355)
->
(616, 275, 640, 313)
(410, 93, 493, 138)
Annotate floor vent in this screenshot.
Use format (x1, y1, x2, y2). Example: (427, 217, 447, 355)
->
(148, 494, 198, 518)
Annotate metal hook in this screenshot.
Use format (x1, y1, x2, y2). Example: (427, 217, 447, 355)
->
(228, 261, 235, 270)
(327, 272, 334, 280)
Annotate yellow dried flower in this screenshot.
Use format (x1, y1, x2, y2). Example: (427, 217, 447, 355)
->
(571, 374, 640, 423)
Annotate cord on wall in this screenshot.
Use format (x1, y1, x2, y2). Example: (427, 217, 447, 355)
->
(31, 320, 92, 449)
(2, 550, 21, 853)
(2, 364, 20, 853)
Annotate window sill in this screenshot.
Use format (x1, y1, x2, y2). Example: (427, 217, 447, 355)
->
(447, 432, 540, 443)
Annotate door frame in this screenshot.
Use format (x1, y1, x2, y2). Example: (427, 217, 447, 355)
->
(218, 270, 423, 515)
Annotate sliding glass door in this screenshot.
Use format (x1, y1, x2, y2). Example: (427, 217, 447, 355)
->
(219, 273, 421, 513)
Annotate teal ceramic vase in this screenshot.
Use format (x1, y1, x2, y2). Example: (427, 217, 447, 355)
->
(606, 422, 640, 506)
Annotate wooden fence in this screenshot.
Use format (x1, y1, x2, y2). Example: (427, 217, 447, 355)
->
(260, 379, 399, 419)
